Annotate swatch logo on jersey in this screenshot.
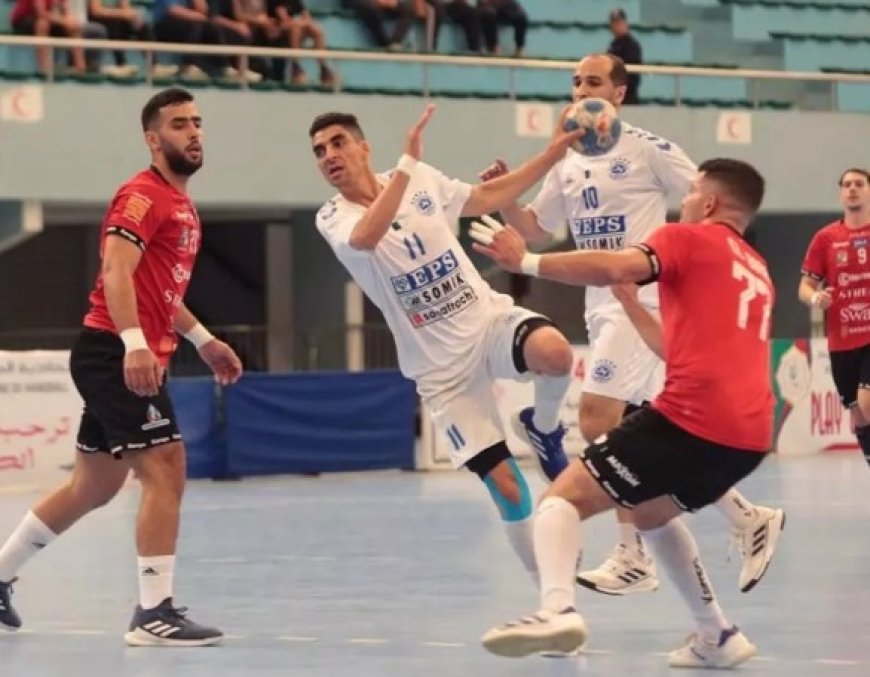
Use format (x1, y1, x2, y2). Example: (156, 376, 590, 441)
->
(389, 250, 478, 328)
(571, 215, 627, 251)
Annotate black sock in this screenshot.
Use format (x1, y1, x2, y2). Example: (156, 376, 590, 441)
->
(856, 425, 870, 466)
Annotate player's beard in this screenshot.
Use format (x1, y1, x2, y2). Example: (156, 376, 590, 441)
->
(163, 143, 203, 177)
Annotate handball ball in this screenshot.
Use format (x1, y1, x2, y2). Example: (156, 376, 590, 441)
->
(562, 98, 621, 156)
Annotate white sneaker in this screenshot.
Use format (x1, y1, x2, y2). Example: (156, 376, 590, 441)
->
(481, 608, 587, 658)
(152, 63, 179, 78)
(180, 65, 209, 81)
(576, 544, 659, 595)
(668, 626, 757, 668)
(730, 507, 785, 592)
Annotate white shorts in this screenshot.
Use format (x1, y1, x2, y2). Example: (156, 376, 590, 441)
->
(418, 306, 544, 469)
(584, 310, 664, 406)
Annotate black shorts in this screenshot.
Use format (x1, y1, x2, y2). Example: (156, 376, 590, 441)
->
(830, 345, 870, 408)
(69, 328, 181, 458)
(581, 406, 766, 512)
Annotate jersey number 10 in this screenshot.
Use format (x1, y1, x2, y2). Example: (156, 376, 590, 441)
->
(732, 261, 772, 341)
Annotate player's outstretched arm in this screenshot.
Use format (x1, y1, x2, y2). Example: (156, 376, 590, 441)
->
(798, 274, 832, 310)
(349, 104, 434, 250)
(612, 284, 664, 358)
(477, 159, 551, 244)
(460, 125, 583, 219)
(469, 215, 653, 285)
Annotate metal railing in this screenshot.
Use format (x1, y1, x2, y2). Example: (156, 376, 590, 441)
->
(1, 34, 870, 109)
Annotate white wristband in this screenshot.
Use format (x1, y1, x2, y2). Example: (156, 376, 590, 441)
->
(119, 327, 148, 353)
(183, 322, 215, 350)
(396, 154, 418, 177)
(520, 253, 542, 277)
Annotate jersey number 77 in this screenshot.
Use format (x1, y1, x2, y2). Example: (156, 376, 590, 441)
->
(732, 260, 772, 341)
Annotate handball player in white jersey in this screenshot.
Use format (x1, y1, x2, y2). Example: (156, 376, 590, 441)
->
(309, 105, 584, 583)
(480, 53, 784, 595)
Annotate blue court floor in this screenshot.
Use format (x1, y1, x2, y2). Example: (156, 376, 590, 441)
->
(1, 452, 869, 676)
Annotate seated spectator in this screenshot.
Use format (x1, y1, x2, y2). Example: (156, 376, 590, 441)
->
(417, 0, 481, 53)
(268, 0, 336, 86)
(478, 0, 527, 58)
(209, 0, 265, 82)
(152, 0, 249, 81)
(10, 0, 88, 74)
(236, 0, 283, 80)
(67, 0, 111, 73)
(88, 0, 178, 77)
(341, 0, 415, 51)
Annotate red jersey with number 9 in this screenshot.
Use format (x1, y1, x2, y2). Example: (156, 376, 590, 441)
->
(83, 168, 201, 366)
(800, 220, 870, 352)
(640, 223, 774, 451)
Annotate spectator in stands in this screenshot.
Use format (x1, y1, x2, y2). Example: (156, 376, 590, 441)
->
(478, 0, 527, 58)
(66, 0, 111, 73)
(10, 0, 89, 74)
(152, 0, 246, 81)
(418, 0, 482, 53)
(210, 0, 265, 82)
(267, 0, 336, 85)
(341, 0, 415, 51)
(607, 8, 642, 104)
(88, 0, 179, 77)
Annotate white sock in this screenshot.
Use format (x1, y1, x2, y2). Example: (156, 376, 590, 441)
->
(532, 373, 571, 433)
(714, 489, 757, 530)
(137, 555, 175, 610)
(642, 518, 730, 641)
(0, 511, 57, 582)
(503, 517, 539, 584)
(618, 520, 647, 559)
(535, 496, 581, 612)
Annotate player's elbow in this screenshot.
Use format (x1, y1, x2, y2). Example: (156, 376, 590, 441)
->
(348, 231, 378, 251)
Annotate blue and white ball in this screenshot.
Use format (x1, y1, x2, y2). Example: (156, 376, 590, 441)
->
(562, 98, 621, 156)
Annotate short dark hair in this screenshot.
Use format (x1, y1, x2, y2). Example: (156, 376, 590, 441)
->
(698, 158, 766, 213)
(141, 88, 194, 131)
(838, 168, 870, 186)
(309, 112, 366, 140)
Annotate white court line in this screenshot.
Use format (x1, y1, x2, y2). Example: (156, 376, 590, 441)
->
(277, 636, 318, 642)
(307, 556, 337, 562)
(582, 649, 613, 655)
(754, 656, 775, 661)
(222, 634, 245, 640)
(816, 659, 860, 666)
(58, 629, 107, 636)
(422, 641, 466, 648)
(348, 638, 389, 645)
(195, 557, 249, 564)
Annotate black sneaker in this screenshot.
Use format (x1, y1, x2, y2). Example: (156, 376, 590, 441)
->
(124, 598, 223, 647)
(0, 578, 22, 631)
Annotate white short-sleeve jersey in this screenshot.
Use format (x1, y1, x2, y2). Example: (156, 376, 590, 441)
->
(316, 162, 514, 382)
(529, 123, 697, 317)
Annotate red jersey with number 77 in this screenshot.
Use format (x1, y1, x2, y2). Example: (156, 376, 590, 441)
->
(638, 222, 774, 451)
(800, 220, 870, 352)
(83, 167, 202, 366)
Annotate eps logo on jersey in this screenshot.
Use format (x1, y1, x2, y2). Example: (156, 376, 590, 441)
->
(570, 215, 627, 251)
(389, 250, 477, 328)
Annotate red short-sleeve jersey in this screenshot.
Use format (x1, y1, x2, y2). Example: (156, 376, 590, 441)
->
(83, 167, 202, 366)
(640, 222, 775, 451)
(801, 220, 870, 352)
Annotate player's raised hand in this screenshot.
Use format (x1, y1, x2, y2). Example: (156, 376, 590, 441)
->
(404, 103, 435, 160)
(198, 339, 243, 386)
(469, 214, 528, 273)
(811, 287, 833, 310)
(124, 349, 163, 398)
(478, 158, 509, 182)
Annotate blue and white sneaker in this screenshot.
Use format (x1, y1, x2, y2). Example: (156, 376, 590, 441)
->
(481, 607, 587, 658)
(668, 625, 757, 668)
(0, 578, 22, 631)
(513, 407, 569, 482)
(124, 598, 223, 647)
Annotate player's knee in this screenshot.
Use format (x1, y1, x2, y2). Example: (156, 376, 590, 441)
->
(466, 443, 533, 521)
(579, 402, 622, 444)
(134, 443, 186, 498)
(525, 328, 572, 376)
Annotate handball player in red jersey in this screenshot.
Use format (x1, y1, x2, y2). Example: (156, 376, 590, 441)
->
(473, 158, 773, 669)
(0, 88, 242, 646)
(799, 168, 870, 466)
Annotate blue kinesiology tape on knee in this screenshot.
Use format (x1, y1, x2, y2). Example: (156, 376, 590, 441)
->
(483, 457, 533, 522)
